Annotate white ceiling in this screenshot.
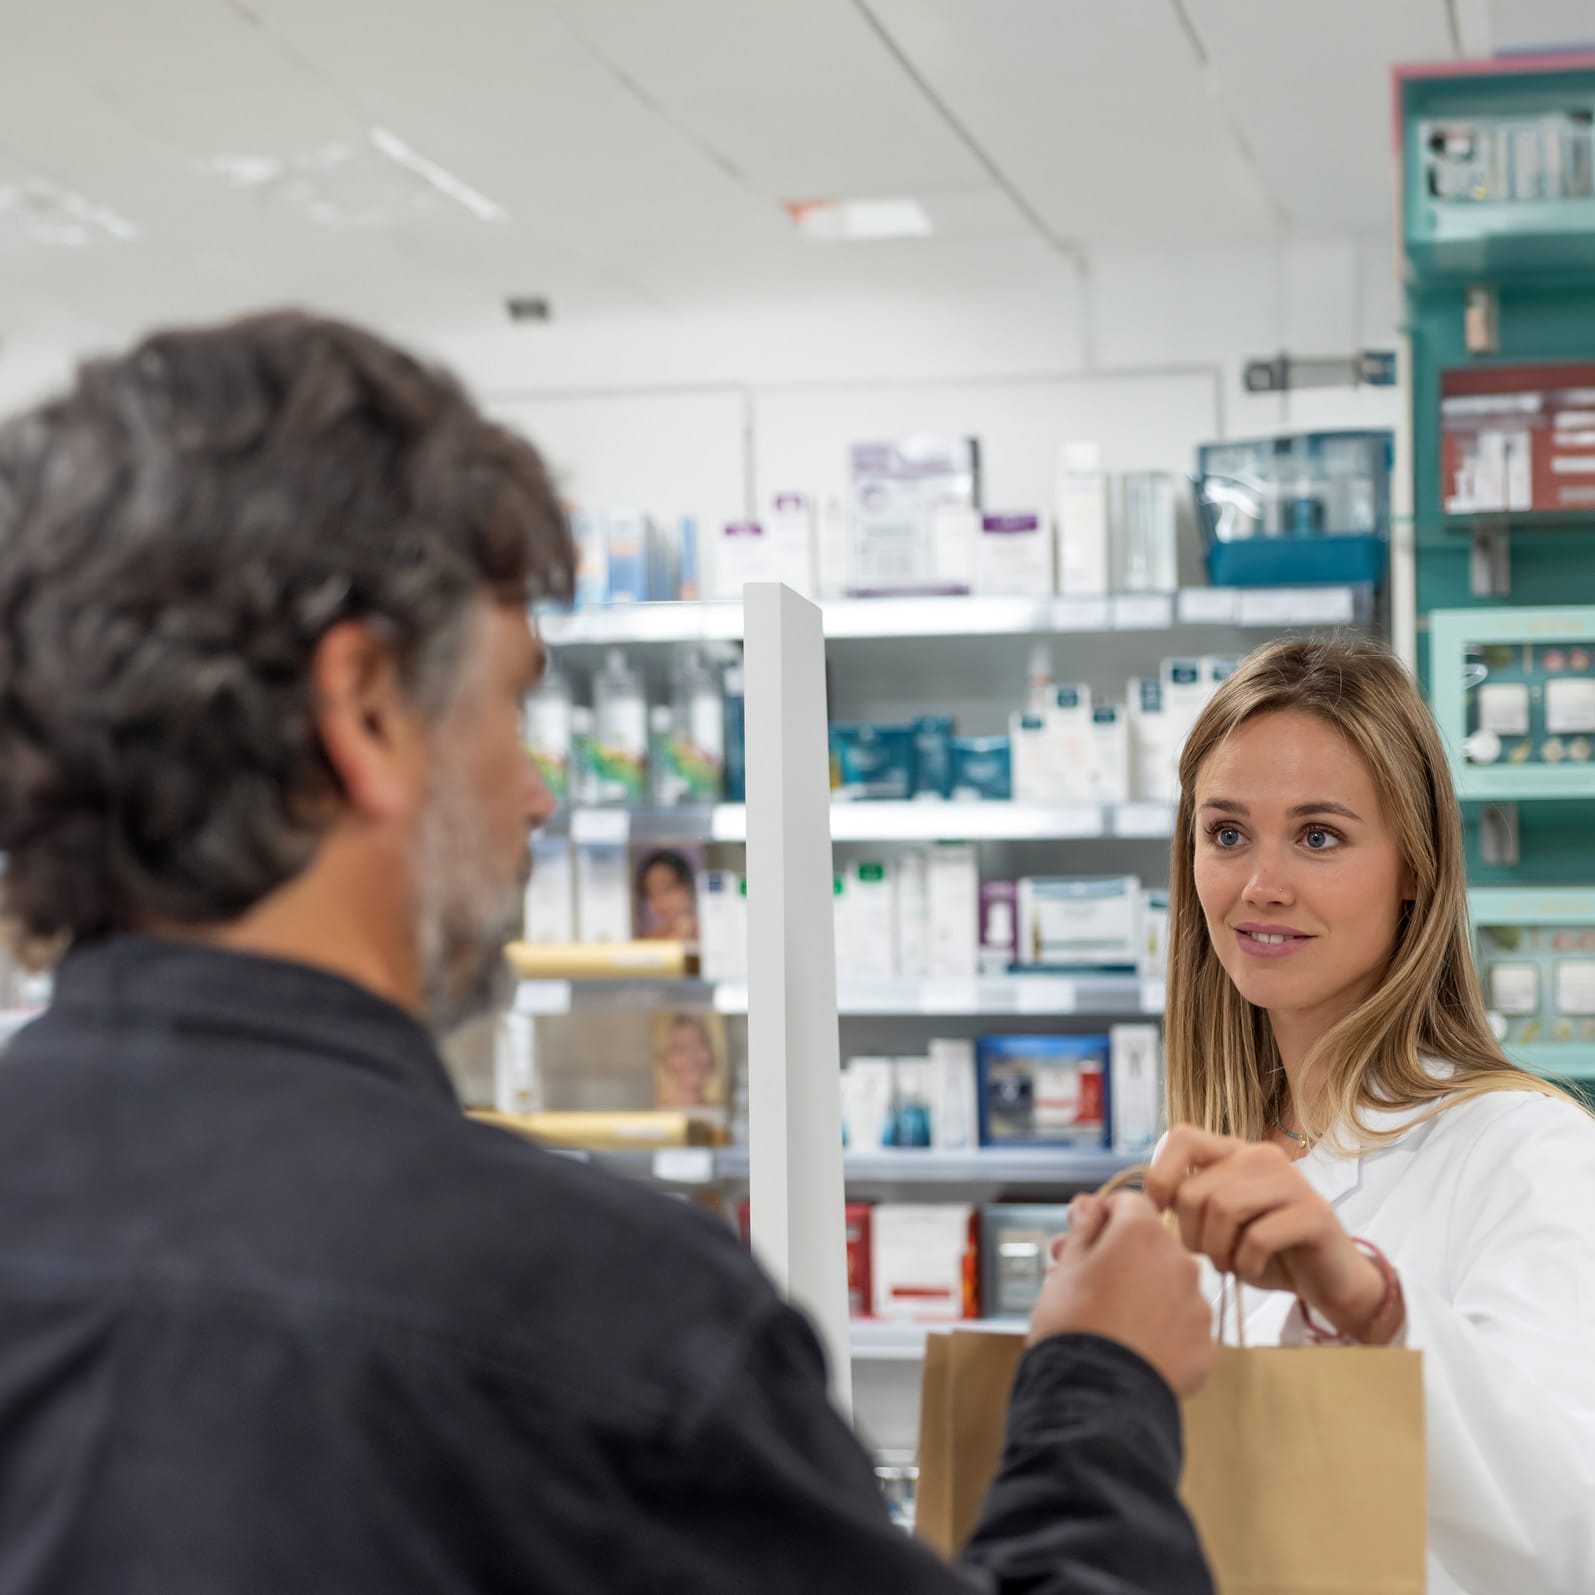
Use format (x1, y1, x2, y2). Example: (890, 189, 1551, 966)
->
(0, 0, 1591, 370)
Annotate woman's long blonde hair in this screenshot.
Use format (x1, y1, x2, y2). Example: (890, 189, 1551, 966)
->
(1166, 634, 1576, 1146)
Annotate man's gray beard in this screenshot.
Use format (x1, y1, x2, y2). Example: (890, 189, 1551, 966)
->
(414, 763, 525, 1041)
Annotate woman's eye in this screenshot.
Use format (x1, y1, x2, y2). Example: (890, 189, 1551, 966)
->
(1303, 827, 1338, 851)
(1216, 826, 1243, 847)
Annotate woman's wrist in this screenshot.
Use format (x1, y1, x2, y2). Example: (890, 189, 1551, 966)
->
(1301, 1239, 1405, 1345)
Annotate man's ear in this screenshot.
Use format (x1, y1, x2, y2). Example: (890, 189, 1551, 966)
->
(310, 621, 423, 821)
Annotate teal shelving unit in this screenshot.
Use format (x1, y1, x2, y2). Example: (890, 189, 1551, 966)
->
(1398, 55, 1595, 888)
(1469, 886, 1595, 1079)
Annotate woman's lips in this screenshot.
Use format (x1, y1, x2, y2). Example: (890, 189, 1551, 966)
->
(1233, 925, 1315, 959)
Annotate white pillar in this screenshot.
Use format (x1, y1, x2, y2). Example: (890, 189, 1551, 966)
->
(742, 581, 852, 1415)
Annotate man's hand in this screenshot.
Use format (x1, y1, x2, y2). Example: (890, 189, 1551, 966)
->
(1027, 1191, 1217, 1399)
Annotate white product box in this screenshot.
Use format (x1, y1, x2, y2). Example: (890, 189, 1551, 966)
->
(1547, 676, 1595, 735)
(1046, 684, 1095, 803)
(1489, 962, 1539, 1016)
(841, 1056, 897, 1152)
(1479, 682, 1531, 736)
(817, 494, 851, 600)
(1010, 710, 1054, 803)
(930, 1037, 978, 1152)
(1113, 472, 1179, 593)
(848, 437, 980, 597)
(575, 843, 632, 943)
(927, 843, 980, 980)
(1205, 655, 1243, 690)
(698, 870, 748, 981)
(895, 848, 931, 980)
(976, 512, 1052, 596)
(871, 1204, 974, 1323)
(1128, 678, 1176, 804)
(893, 1057, 937, 1147)
(1054, 441, 1109, 596)
(524, 835, 575, 945)
(1015, 876, 1142, 969)
(1140, 888, 1170, 979)
(709, 509, 815, 601)
(1109, 1024, 1162, 1155)
(846, 861, 898, 983)
(1557, 961, 1595, 1016)
(1089, 705, 1131, 804)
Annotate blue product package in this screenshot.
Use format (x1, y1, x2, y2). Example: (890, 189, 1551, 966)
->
(572, 511, 608, 609)
(976, 1034, 1110, 1149)
(645, 516, 677, 602)
(723, 663, 746, 802)
(678, 515, 700, 601)
(950, 736, 1013, 802)
(606, 511, 648, 604)
(831, 724, 915, 801)
(912, 715, 955, 799)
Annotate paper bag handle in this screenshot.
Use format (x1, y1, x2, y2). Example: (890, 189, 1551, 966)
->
(1093, 1163, 1245, 1350)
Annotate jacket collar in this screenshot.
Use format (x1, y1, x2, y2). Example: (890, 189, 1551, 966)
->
(1297, 1065, 1454, 1208)
(49, 934, 459, 1106)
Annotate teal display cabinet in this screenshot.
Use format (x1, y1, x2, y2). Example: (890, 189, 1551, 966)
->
(1398, 56, 1595, 887)
(1469, 886, 1595, 1079)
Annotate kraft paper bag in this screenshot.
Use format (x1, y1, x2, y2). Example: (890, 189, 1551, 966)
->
(914, 1325, 1427, 1594)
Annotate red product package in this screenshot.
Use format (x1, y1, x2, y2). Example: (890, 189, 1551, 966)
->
(845, 1202, 873, 1319)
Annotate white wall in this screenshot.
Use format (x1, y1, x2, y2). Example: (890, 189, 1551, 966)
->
(465, 231, 1402, 525)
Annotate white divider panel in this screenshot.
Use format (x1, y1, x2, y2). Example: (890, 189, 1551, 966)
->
(743, 582, 853, 1416)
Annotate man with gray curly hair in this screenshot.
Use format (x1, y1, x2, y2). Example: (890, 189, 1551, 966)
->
(0, 311, 1214, 1594)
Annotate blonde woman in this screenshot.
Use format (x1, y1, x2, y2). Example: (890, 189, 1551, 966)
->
(1145, 635, 1595, 1595)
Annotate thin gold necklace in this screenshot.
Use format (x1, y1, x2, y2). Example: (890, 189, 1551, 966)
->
(1274, 1116, 1314, 1156)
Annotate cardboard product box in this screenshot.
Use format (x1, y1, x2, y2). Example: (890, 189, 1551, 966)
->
(980, 1204, 1073, 1320)
(845, 1202, 874, 1319)
(1140, 888, 1170, 979)
(976, 1034, 1109, 1148)
(524, 836, 575, 945)
(831, 723, 916, 802)
(871, 1203, 978, 1322)
(975, 512, 1052, 596)
(930, 1037, 978, 1152)
(605, 509, 650, 604)
(572, 509, 609, 609)
(848, 437, 980, 597)
(575, 843, 632, 944)
(1046, 684, 1095, 804)
(1088, 705, 1131, 804)
(1015, 876, 1142, 970)
(928, 844, 980, 980)
(1128, 677, 1177, 804)
(844, 861, 898, 983)
(698, 870, 748, 981)
(1009, 711, 1053, 803)
(1054, 441, 1109, 596)
(710, 516, 814, 602)
(1109, 1023, 1162, 1156)
(896, 848, 931, 979)
(978, 881, 1019, 975)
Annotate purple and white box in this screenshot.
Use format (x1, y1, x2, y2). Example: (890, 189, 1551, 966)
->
(975, 511, 1052, 596)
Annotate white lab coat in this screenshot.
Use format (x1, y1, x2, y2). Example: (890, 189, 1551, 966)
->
(1203, 1077, 1595, 1594)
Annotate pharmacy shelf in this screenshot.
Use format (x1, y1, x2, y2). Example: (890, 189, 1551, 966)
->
(716, 1146, 1133, 1184)
(536, 586, 1373, 648)
(515, 975, 1164, 1018)
(850, 1319, 1026, 1363)
(547, 801, 1177, 845)
(1502, 1044, 1595, 1082)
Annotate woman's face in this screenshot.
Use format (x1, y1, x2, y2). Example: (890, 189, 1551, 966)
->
(661, 1021, 715, 1105)
(1192, 709, 1413, 1035)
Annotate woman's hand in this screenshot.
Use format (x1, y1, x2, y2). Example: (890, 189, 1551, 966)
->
(1145, 1125, 1398, 1343)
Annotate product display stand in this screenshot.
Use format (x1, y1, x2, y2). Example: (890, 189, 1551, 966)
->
(743, 582, 853, 1414)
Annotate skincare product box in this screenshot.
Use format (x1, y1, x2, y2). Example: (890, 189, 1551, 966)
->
(950, 736, 1012, 802)
(1054, 441, 1110, 596)
(976, 1034, 1109, 1149)
(575, 843, 632, 943)
(698, 870, 748, 981)
(1015, 875, 1141, 970)
(976, 512, 1052, 596)
(1113, 472, 1179, 593)
(572, 510, 609, 609)
(844, 861, 897, 983)
(930, 1038, 979, 1152)
(1047, 684, 1096, 803)
(871, 1204, 977, 1322)
(605, 510, 649, 604)
(1088, 705, 1131, 803)
(709, 512, 814, 602)
(847, 437, 980, 597)
(1128, 677, 1176, 804)
(978, 881, 1019, 975)
(979, 1204, 1073, 1319)
(928, 843, 980, 980)
(831, 724, 916, 801)
(524, 836, 575, 945)
(896, 849, 931, 979)
(912, 716, 955, 800)
(841, 1056, 897, 1151)
(1010, 711, 1053, 803)
(1109, 1024, 1162, 1155)
(493, 1010, 541, 1117)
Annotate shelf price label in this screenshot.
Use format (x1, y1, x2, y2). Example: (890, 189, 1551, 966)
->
(652, 1147, 716, 1184)
(1177, 588, 1238, 624)
(1111, 594, 1173, 631)
(515, 980, 572, 1016)
(570, 808, 631, 846)
(1017, 978, 1077, 1015)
